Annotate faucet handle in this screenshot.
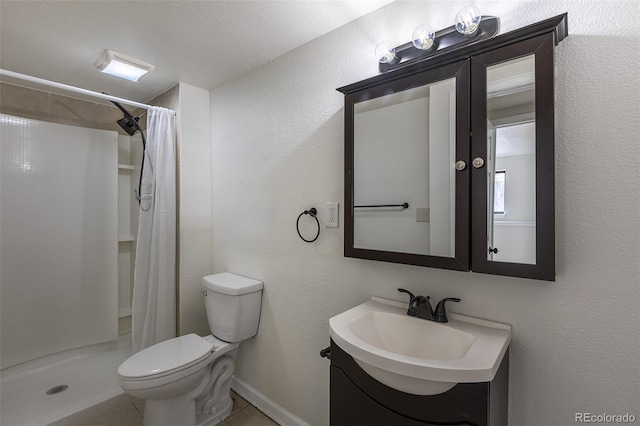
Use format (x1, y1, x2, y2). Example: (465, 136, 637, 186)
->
(397, 288, 417, 316)
(397, 288, 415, 301)
(434, 298, 461, 323)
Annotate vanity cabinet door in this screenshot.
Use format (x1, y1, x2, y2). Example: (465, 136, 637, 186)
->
(470, 34, 556, 280)
(329, 340, 509, 426)
(331, 367, 446, 426)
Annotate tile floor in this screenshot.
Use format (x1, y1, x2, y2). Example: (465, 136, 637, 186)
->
(76, 391, 279, 426)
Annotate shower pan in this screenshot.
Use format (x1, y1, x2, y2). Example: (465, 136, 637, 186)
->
(0, 335, 133, 425)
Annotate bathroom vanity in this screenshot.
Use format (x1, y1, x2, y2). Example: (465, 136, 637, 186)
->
(330, 341, 509, 426)
(328, 298, 511, 426)
(328, 13, 565, 423)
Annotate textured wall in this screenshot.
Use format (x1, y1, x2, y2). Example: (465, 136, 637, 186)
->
(145, 83, 214, 337)
(177, 83, 213, 337)
(209, 1, 640, 424)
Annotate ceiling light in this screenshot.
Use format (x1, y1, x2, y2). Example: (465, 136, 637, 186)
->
(94, 49, 154, 82)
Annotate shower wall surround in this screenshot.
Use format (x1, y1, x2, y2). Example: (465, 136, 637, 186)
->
(0, 83, 126, 133)
(0, 84, 144, 353)
(0, 114, 118, 368)
(0, 82, 216, 344)
(209, 1, 639, 425)
(118, 132, 142, 336)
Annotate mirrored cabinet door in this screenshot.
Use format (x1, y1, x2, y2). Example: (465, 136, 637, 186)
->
(470, 33, 556, 280)
(345, 60, 470, 270)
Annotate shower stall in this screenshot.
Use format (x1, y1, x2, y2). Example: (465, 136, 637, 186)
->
(0, 71, 176, 425)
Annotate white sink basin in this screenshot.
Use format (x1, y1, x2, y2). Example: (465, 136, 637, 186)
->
(329, 297, 511, 395)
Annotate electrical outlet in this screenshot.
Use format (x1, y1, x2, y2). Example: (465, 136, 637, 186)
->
(416, 208, 430, 222)
(327, 202, 339, 228)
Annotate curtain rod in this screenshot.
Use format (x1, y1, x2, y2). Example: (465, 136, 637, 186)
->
(0, 68, 175, 115)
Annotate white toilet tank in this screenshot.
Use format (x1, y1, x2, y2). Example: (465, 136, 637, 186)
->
(202, 273, 263, 343)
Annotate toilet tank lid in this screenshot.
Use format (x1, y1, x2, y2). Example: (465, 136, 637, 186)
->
(203, 272, 263, 295)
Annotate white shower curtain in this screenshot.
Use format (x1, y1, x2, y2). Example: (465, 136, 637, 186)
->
(132, 106, 176, 352)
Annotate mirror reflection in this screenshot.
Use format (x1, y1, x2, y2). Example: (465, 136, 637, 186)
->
(486, 55, 536, 264)
(353, 77, 456, 257)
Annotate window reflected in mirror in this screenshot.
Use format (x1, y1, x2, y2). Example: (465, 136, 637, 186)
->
(486, 55, 536, 265)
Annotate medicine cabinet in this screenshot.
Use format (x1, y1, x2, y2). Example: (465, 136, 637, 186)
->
(338, 14, 567, 281)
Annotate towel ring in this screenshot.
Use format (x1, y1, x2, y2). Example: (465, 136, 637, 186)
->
(297, 208, 320, 243)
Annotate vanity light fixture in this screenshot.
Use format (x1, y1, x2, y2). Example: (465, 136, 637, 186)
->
(412, 24, 436, 50)
(94, 49, 155, 82)
(376, 7, 499, 73)
(375, 41, 397, 64)
(455, 5, 482, 36)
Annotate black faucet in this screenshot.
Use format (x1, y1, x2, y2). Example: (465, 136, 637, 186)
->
(433, 298, 461, 323)
(397, 288, 434, 320)
(398, 289, 460, 323)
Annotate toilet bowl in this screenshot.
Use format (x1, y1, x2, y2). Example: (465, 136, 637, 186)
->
(117, 273, 263, 426)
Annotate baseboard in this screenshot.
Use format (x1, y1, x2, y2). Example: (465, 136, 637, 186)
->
(231, 376, 310, 426)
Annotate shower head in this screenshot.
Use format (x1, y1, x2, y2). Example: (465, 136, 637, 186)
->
(104, 94, 147, 205)
(117, 115, 140, 136)
(104, 94, 142, 136)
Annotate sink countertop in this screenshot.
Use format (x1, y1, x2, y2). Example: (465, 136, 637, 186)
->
(329, 297, 512, 385)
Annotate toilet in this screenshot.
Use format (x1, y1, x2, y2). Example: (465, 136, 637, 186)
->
(118, 273, 263, 426)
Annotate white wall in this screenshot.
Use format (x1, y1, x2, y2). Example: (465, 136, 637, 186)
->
(144, 83, 212, 337)
(493, 153, 536, 264)
(354, 94, 430, 254)
(209, 1, 640, 424)
(177, 83, 213, 336)
(428, 78, 456, 257)
(495, 154, 536, 223)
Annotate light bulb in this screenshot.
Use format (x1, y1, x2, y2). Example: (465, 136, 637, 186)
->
(412, 25, 436, 50)
(375, 40, 396, 64)
(455, 6, 482, 36)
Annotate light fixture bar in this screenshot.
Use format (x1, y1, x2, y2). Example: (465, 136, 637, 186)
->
(379, 16, 499, 73)
(95, 49, 155, 82)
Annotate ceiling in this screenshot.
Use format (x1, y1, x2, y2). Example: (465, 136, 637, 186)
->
(0, 1, 394, 103)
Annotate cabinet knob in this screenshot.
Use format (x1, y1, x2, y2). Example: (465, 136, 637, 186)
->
(455, 160, 467, 171)
(472, 157, 485, 168)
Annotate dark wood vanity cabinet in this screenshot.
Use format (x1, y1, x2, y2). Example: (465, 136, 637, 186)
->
(338, 14, 567, 281)
(330, 340, 509, 426)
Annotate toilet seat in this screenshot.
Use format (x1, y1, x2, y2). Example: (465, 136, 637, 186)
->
(118, 334, 214, 381)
